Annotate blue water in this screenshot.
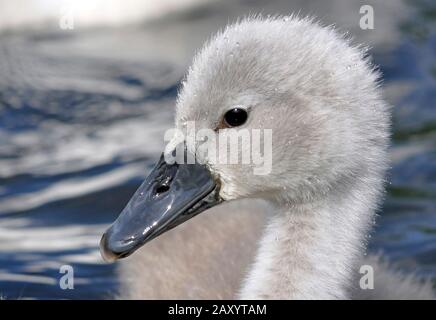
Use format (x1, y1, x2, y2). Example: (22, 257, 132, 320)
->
(0, 1, 435, 299)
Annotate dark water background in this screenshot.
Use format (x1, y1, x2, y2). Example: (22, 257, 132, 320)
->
(0, 0, 435, 299)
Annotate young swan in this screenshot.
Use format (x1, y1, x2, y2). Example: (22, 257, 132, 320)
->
(103, 16, 434, 299)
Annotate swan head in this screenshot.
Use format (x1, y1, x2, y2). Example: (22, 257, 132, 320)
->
(100, 16, 390, 261)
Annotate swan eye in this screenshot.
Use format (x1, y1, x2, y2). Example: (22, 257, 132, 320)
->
(223, 108, 248, 127)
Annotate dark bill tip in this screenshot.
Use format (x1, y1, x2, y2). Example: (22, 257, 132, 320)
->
(99, 233, 119, 263)
(100, 231, 138, 262)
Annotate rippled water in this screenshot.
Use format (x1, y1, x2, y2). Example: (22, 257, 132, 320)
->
(0, 0, 435, 299)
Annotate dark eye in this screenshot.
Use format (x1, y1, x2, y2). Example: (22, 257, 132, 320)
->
(223, 108, 248, 127)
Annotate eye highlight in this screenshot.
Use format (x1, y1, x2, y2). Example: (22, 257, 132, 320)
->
(222, 108, 248, 128)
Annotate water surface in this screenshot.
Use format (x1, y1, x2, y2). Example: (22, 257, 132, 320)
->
(0, 0, 435, 299)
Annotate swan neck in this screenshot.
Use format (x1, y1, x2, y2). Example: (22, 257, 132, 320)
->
(239, 184, 377, 299)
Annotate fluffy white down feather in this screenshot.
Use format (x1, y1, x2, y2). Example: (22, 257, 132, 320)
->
(117, 16, 434, 300)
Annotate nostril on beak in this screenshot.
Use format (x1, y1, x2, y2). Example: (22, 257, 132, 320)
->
(156, 184, 170, 194)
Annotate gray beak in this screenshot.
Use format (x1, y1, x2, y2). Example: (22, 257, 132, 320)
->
(100, 153, 222, 262)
